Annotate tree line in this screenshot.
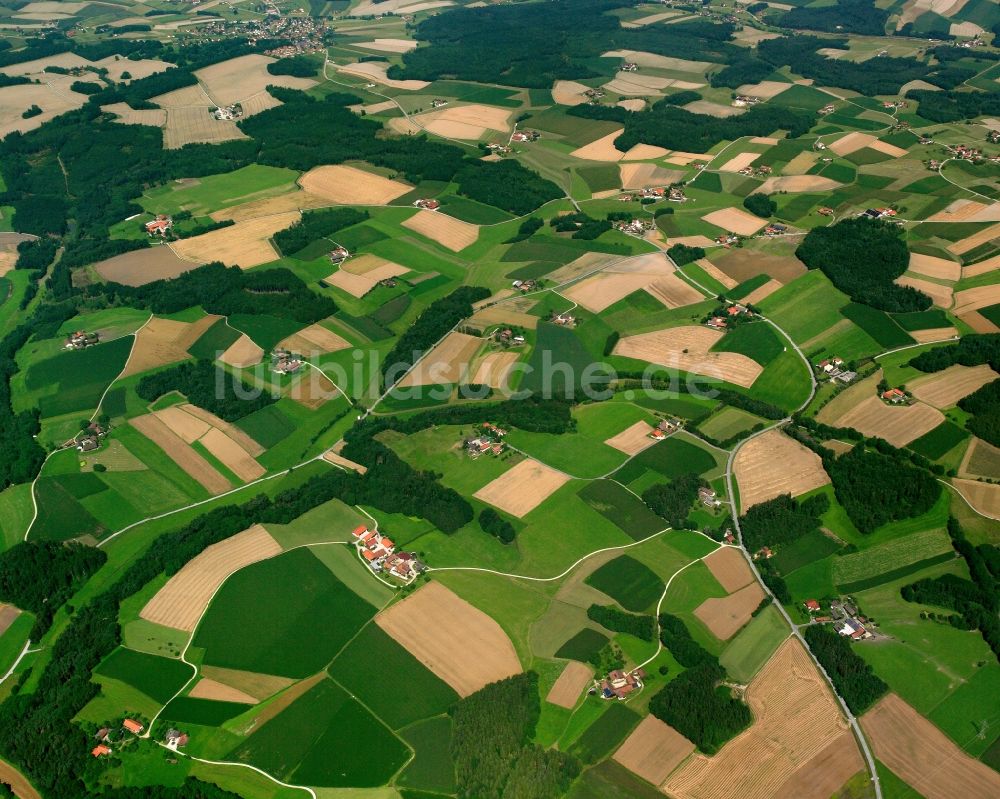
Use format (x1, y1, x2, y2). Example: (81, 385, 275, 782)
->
(642, 473, 706, 530)
(739, 492, 829, 554)
(272, 208, 368, 257)
(586, 604, 655, 641)
(136, 361, 276, 423)
(803, 625, 887, 715)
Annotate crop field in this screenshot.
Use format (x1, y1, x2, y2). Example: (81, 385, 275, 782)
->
(25, 335, 133, 418)
(693, 581, 766, 641)
(840, 303, 914, 349)
(733, 429, 830, 511)
(94, 246, 196, 286)
(187, 318, 241, 361)
(473, 458, 571, 518)
(615, 435, 720, 484)
(193, 548, 377, 678)
(161, 696, 250, 726)
(833, 528, 954, 590)
(546, 661, 594, 710)
(122, 314, 220, 377)
(697, 406, 762, 441)
(554, 628, 610, 662)
(327, 623, 459, 729)
(398, 716, 456, 795)
(703, 546, 753, 593)
(770, 529, 843, 575)
(585, 555, 663, 613)
(909, 420, 970, 461)
(95, 647, 191, 705)
(961, 437, 1000, 478)
(832, 395, 944, 449)
(613, 715, 694, 786)
(909, 364, 999, 409)
(577, 479, 668, 540)
(719, 604, 788, 683)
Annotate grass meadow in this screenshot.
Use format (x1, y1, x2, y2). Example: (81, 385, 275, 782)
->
(585, 555, 664, 613)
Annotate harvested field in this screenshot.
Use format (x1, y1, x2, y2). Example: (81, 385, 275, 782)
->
(734, 429, 829, 511)
(375, 581, 521, 697)
(164, 107, 247, 150)
(141, 525, 282, 631)
(613, 715, 695, 786)
(402, 209, 479, 251)
(604, 420, 657, 455)
(669, 234, 716, 248)
(200, 427, 265, 482)
(783, 150, 819, 175)
(210, 190, 329, 223)
(96, 56, 171, 83)
(911, 326, 959, 343)
(0, 82, 87, 137)
(962, 254, 1000, 279)
(604, 73, 679, 95)
(171, 212, 298, 268)
(0, 605, 20, 638)
(238, 92, 282, 118)
(351, 0, 451, 14)
(468, 305, 539, 330)
(397, 331, 481, 387)
(350, 99, 397, 115)
(474, 458, 571, 518)
(696, 258, 737, 289)
(614, 326, 763, 388)
(324, 257, 409, 298)
(741, 278, 782, 305)
(831, 395, 943, 448)
(684, 100, 744, 118)
(665, 151, 714, 165)
(868, 139, 908, 157)
(551, 80, 591, 106)
(704, 547, 753, 593)
(189, 678, 258, 705)
(828, 132, 877, 156)
(471, 351, 521, 390)
(896, 275, 952, 308)
(948, 222, 1000, 255)
(548, 251, 628, 284)
(102, 102, 167, 128)
(355, 38, 418, 53)
(960, 437, 1000, 478)
(0, 50, 89, 76)
(180, 405, 263, 456)
(123, 314, 219, 377)
(602, 50, 711, 72)
(323, 447, 367, 475)
(952, 284, 1000, 317)
(287, 368, 338, 409)
(736, 80, 791, 99)
(719, 152, 760, 173)
(620, 162, 684, 189)
(278, 323, 350, 356)
(130, 413, 231, 494)
(409, 102, 511, 139)
(298, 164, 411, 205)
(94, 246, 194, 286)
(909, 252, 961, 281)
(694, 581, 766, 640)
(338, 60, 429, 90)
(701, 207, 768, 236)
(0, 760, 41, 799)
(951, 478, 1000, 517)
(909, 363, 998, 408)
(196, 54, 314, 107)
(563, 253, 702, 312)
(757, 175, 841, 193)
(219, 334, 264, 368)
(861, 693, 1000, 799)
(545, 661, 592, 709)
(929, 199, 993, 223)
(570, 129, 626, 162)
(958, 310, 999, 334)
(155, 405, 211, 443)
(665, 638, 859, 799)
(714, 247, 807, 284)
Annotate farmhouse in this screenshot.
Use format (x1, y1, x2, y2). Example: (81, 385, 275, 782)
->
(122, 719, 144, 735)
(620, 61, 638, 72)
(698, 486, 721, 509)
(65, 330, 100, 350)
(271, 350, 303, 375)
(352, 525, 421, 582)
(92, 744, 112, 758)
(804, 599, 821, 613)
(164, 729, 189, 750)
(511, 130, 540, 143)
(818, 207, 834, 216)
(668, 186, 687, 202)
(145, 215, 173, 236)
(837, 617, 871, 640)
(414, 198, 440, 210)
(881, 387, 907, 404)
(75, 423, 107, 453)
(329, 245, 350, 263)
(599, 668, 645, 700)
(819, 104, 835, 115)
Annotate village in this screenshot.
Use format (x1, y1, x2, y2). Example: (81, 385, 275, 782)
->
(463, 421, 509, 458)
(351, 523, 424, 583)
(91, 717, 190, 759)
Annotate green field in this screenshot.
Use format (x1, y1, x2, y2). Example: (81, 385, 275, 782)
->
(140, 165, 299, 217)
(25, 335, 134, 418)
(568, 759, 667, 799)
(95, 647, 191, 705)
(161, 696, 251, 726)
(758, 271, 850, 344)
(613, 435, 719, 484)
(697, 406, 763, 442)
(554, 628, 609, 662)
(187, 319, 242, 361)
(719, 605, 789, 683)
(193, 548, 377, 678)
(840, 303, 914, 349)
(569, 702, 640, 764)
(909, 420, 969, 460)
(233, 403, 297, 449)
(327, 623, 459, 730)
(585, 555, 663, 613)
(711, 322, 784, 366)
(770, 529, 842, 575)
(833, 528, 954, 591)
(577, 480, 668, 540)
(397, 716, 456, 795)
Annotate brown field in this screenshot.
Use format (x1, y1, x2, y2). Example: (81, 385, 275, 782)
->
(180, 404, 264, 456)
(614, 715, 695, 786)
(545, 661, 593, 709)
(614, 326, 763, 388)
(911, 326, 959, 343)
(123, 314, 219, 377)
(665, 638, 860, 799)
(130, 414, 232, 495)
(189, 678, 258, 705)
(323, 448, 368, 475)
(338, 60, 430, 90)
(961, 437, 1000, 478)
(947, 222, 1000, 256)
(868, 139, 908, 157)
(620, 162, 685, 189)
(96, 55, 171, 83)
(602, 50, 711, 71)
(278, 323, 350, 356)
(862, 693, 1000, 799)
(397, 331, 481, 387)
(952, 284, 1000, 317)
(962, 253, 1000, 279)
(910, 252, 961, 281)
(564, 253, 701, 312)
(621, 143, 670, 160)
(828, 132, 877, 156)
(741, 278, 783, 305)
(410, 103, 512, 139)
(0, 759, 41, 799)
(200, 427, 265, 482)
(141, 524, 282, 631)
(402, 209, 479, 251)
(0, 82, 87, 137)
(929, 199, 990, 223)
(196, 54, 315, 106)
(210, 190, 328, 223)
(909, 363, 998, 408)
(734, 429, 830, 510)
(684, 100, 744, 118)
(171, 212, 298, 268)
(287, 368, 338, 409)
(164, 106, 247, 150)
(702, 207, 769, 236)
(238, 91, 283, 118)
(703, 546, 755, 593)
(570, 129, 626, 162)
(696, 258, 738, 289)
(375, 581, 521, 697)
(951, 478, 1000, 517)
(694, 581, 766, 640)
(896, 275, 952, 308)
(551, 80, 591, 105)
(0, 50, 89, 76)
(832, 394, 943, 447)
(548, 251, 630, 284)
(94, 246, 195, 286)
(604, 420, 658, 455)
(736, 80, 791, 99)
(783, 150, 820, 175)
(471, 351, 521, 390)
(718, 152, 760, 173)
(714, 247, 807, 284)
(468, 305, 539, 330)
(757, 175, 842, 193)
(298, 164, 411, 205)
(604, 73, 685, 95)
(219, 334, 264, 368)
(102, 102, 167, 128)
(324, 257, 409, 298)
(817, 370, 880, 425)
(356, 38, 418, 53)
(958, 310, 999, 334)
(474, 458, 571, 518)
(0, 605, 20, 638)
(155, 405, 211, 443)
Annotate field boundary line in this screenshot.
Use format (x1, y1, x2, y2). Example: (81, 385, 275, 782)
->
(941, 479, 1000, 521)
(164, 749, 316, 798)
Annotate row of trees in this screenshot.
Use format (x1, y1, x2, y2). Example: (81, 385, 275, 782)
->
(586, 604, 655, 641)
(642, 474, 706, 529)
(803, 625, 887, 715)
(136, 361, 276, 423)
(272, 208, 368, 257)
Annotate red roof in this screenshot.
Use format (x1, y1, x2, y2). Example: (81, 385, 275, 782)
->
(122, 719, 143, 734)
(92, 745, 111, 757)
(362, 549, 378, 561)
(727, 306, 741, 315)
(381, 538, 394, 549)
(805, 599, 821, 611)
(352, 525, 368, 537)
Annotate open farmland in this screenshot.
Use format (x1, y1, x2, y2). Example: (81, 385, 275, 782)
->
(195, 54, 315, 107)
(563, 253, 702, 313)
(701, 208, 769, 237)
(733, 429, 830, 511)
(703, 546, 754, 593)
(862, 693, 1000, 799)
(397, 331, 481, 387)
(325, 256, 410, 298)
(298, 164, 411, 205)
(141, 524, 281, 631)
(170, 212, 299, 268)
(123, 314, 219, 377)
(830, 395, 944, 448)
(473, 458, 571, 518)
(471, 351, 521, 389)
(693, 581, 766, 640)
(129, 413, 232, 494)
(94, 247, 195, 286)
(408, 103, 512, 139)
(219, 334, 264, 368)
(613, 715, 695, 786)
(833, 528, 954, 590)
(951, 478, 1000, 517)
(909, 364, 999, 409)
(604, 420, 657, 455)
(374, 581, 521, 697)
(664, 638, 862, 799)
(402, 209, 479, 251)
(546, 661, 593, 709)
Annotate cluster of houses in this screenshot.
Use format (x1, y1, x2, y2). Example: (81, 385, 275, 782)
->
(352, 524, 421, 582)
(948, 143, 983, 161)
(818, 207, 835, 217)
(805, 598, 873, 639)
(74, 422, 107, 453)
(714, 231, 741, 247)
(698, 486, 722, 509)
(860, 207, 898, 221)
(271, 349, 303, 375)
(918, 134, 934, 145)
(815, 356, 857, 385)
(495, 328, 526, 347)
(881, 99, 908, 110)
(647, 417, 680, 442)
(213, 104, 243, 121)
(988, 130, 1000, 145)
(329, 244, 350, 263)
(487, 142, 512, 156)
(551, 311, 576, 327)
(762, 223, 787, 237)
(819, 104, 836, 116)
(584, 88, 605, 103)
(731, 95, 762, 108)
(880, 387, 909, 405)
(613, 218, 653, 237)
(414, 198, 440, 211)
(596, 668, 646, 700)
(620, 61, 639, 72)
(145, 215, 173, 237)
(464, 422, 508, 458)
(737, 163, 772, 179)
(92, 718, 155, 757)
(511, 130, 540, 143)
(511, 278, 538, 292)
(753, 546, 774, 560)
(618, 186, 685, 202)
(65, 330, 100, 350)
(706, 303, 755, 330)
